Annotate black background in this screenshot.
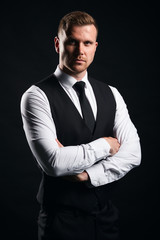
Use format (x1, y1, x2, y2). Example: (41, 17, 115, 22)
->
(1, 1, 159, 239)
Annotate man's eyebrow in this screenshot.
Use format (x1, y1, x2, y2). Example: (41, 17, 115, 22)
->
(65, 37, 78, 43)
(67, 36, 78, 41)
(67, 37, 94, 42)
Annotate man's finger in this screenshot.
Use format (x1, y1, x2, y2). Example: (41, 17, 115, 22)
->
(56, 139, 64, 147)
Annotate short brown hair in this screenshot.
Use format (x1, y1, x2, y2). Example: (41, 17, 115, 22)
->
(58, 11, 98, 37)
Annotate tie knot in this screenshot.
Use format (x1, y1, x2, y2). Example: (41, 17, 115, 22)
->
(73, 81, 85, 95)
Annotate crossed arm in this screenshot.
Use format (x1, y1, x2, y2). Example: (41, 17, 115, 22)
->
(21, 85, 141, 187)
(56, 137, 120, 182)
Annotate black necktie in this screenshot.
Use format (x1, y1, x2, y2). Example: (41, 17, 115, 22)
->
(73, 81, 95, 133)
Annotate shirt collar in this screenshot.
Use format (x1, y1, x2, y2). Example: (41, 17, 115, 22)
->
(54, 66, 89, 90)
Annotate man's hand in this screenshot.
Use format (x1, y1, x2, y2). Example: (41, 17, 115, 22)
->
(73, 171, 89, 182)
(56, 139, 89, 182)
(56, 139, 64, 147)
(63, 171, 89, 182)
(103, 137, 120, 155)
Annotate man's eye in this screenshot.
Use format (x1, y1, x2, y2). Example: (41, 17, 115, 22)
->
(68, 39, 77, 45)
(85, 41, 92, 45)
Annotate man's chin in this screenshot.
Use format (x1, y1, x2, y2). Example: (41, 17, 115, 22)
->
(71, 64, 87, 74)
(62, 64, 87, 77)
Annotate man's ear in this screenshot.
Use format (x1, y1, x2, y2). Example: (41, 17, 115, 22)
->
(54, 36, 60, 53)
(95, 41, 98, 50)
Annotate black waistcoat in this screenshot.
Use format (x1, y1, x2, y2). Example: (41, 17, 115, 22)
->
(35, 74, 116, 212)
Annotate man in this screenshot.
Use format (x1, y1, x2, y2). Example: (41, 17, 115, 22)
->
(21, 11, 141, 240)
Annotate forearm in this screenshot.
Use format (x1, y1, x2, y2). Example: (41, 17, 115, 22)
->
(21, 86, 111, 177)
(27, 137, 110, 177)
(86, 138, 141, 187)
(86, 86, 142, 187)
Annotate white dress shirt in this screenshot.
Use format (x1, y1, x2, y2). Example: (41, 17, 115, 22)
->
(20, 66, 141, 187)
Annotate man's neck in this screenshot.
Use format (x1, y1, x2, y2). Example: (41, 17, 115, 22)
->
(59, 66, 86, 81)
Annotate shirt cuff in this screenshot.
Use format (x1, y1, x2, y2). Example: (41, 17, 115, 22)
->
(86, 163, 107, 187)
(88, 138, 111, 161)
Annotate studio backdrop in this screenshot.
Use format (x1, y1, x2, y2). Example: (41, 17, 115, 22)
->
(1, 2, 159, 239)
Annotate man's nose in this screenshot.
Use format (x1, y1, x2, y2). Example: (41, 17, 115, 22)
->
(76, 43, 84, 55)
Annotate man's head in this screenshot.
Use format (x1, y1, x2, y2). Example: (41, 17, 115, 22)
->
(57, 11, 98, 38)
(54, 11, 98, 80)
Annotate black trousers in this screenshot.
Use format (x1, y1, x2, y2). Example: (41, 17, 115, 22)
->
(38, 200, 120, 240)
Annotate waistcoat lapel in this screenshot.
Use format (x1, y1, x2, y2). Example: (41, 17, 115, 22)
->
(36, 74, 93, 145)
(88, 77, 116, 140)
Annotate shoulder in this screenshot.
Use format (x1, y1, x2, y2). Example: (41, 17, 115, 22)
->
(89, 76, 119, 97)
(109, 86, 127, 107)
(21, 73, 58, 104)
(35, 74, 58, 89)
(88, 76, 111, 92)
(20, 85, 49, 110)
(89, 76, 126, 107)
(21, 85, 48, 100)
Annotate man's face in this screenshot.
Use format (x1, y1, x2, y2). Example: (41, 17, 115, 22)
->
(55, 24, 98, 78)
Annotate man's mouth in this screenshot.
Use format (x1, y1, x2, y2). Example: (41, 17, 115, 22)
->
(74, 58, 86, 63)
